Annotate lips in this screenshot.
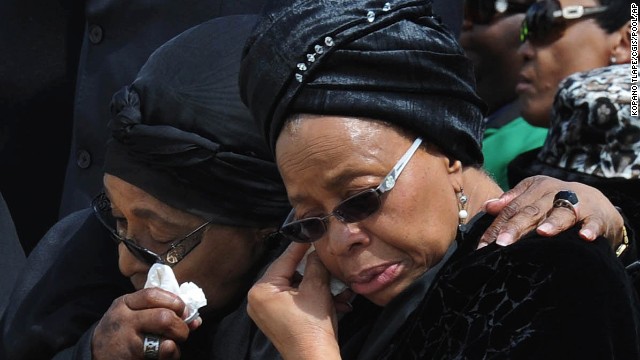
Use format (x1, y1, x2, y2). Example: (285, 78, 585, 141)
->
(347, 262, 402, 295)
(515, 73, 533, 94)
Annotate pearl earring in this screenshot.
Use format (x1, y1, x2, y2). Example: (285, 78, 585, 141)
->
(457, 188, 468, 226)
(610, 56, 617, 64)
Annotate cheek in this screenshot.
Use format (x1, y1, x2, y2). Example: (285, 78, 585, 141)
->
(178, 236, 260, 302)
(369, 177, 459, 263)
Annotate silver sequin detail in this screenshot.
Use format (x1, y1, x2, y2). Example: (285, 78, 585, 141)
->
(382, 2, 391, 11)
(384, 176, 395, 189)
(295, 73, 303, 82)
(307, 53, 316, 62)
(366, 10, 375, 22)
(324, 36, 334, 47)
(297, 63, 307, 71)
(314, 44, 324, 54)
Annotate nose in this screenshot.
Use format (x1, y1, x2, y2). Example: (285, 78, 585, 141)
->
(324, 218, 370, 256)
(518, 39, 534, 61)
(117, 242, 150, 278)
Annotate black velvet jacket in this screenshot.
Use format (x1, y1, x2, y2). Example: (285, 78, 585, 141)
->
(378, 213, 640, 359)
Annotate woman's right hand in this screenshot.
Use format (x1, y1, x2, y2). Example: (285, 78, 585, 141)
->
(247, 242, 342, 360)
(91, 287, 197, 360)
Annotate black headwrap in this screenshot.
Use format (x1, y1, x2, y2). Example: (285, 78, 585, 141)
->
(240, 0, 487, 165)
(105, 14, 291, 228)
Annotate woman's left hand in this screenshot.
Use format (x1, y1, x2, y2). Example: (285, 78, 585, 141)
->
(479, 175, 625, 249)
(247, 242, 342, 360)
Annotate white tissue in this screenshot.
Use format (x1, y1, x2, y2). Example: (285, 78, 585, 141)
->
(144, 263, 207, 323)
(296, 246, 349, 296)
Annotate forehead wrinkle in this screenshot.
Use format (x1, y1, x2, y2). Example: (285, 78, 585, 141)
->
(109, 191, 193, 230)
(280, 134, 353, 203)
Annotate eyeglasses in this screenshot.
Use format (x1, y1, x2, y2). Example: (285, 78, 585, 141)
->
(91, 192, 211, 266)
(520, 0, 607, 45)
(464, 0, 533, 25)
(279, 137, 423, 243)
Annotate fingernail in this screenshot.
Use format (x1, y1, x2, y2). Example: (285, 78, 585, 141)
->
(495, 233, 512, 246)
(189, 316, 203, 327)
(476, 242, 488, 249)
(184, 311, 200, 324)
(482, 198, 500, 209)
(537, 223, 553, 234)
(579, 228, 595, 241)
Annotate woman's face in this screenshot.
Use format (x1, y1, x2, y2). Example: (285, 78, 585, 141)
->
(104, 174, 264, 311)
(516, 0, 615, 127)
(275, 116, 462, 306)
(459, 5, 529, 113)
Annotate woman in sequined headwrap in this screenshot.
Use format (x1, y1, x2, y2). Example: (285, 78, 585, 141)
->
(238, 0, 640, 358)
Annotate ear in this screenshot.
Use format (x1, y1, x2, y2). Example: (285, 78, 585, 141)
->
(443, 156, 464, 190)
(445, 157, 463, 174)
(609, 21, 631, 64)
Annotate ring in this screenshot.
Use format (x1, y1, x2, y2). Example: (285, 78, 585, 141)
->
(143, 334, 161, 359)
(553, 190, 579, 218)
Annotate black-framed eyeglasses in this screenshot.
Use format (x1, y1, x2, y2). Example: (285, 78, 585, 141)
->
(520, 0, 607, 45)
(464, 0, 533, 25)
(279, 137, 423, 243)
(91, 192, 211, 266)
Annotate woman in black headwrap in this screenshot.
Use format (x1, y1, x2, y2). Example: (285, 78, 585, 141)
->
(1, 14, 291, 360)
(239, 0, 640, 358)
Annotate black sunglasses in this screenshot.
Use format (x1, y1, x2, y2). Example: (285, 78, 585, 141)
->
(464, 0, 533, 25)
(279, 137, 423, 243)
(520, 0, 607, 45)
(91, 192, 211, 266)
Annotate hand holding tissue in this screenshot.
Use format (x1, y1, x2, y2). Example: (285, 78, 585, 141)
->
(144, 263, 207, 323)
(296, 246, 349, 296)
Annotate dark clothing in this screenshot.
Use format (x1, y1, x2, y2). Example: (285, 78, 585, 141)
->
(0, 192, 24, 318)
(0, 0, 80, 254)
(59, 0, 269, 222)
(0, 0, 268, 255)
(213, 213, 640, 359)
(0, 209, 133, 360)
(379, 214, 640, 359)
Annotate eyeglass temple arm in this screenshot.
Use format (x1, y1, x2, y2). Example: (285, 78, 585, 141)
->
(379, 137, 423, 193)
(553, 5, 607, 19)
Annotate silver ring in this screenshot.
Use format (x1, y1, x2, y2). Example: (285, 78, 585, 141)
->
(553, 190, 579, 217)
(143, 334, 161, 359)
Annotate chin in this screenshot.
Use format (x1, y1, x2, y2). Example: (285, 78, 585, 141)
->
(129, 275, 147, 290)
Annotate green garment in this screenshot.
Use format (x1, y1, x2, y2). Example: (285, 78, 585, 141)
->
(482, 117, 548, 190)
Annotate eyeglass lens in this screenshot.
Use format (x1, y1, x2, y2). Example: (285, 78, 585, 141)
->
(91, 192, 208, 266)
(520, 0, 608, 44)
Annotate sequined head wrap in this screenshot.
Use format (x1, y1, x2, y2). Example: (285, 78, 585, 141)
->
(240, 0, 487, 165)
(105, 15, 291, 227)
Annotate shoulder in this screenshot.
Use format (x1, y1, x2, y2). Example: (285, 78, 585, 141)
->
(460, 226, 628, 294)
(392, 226, 640, 358)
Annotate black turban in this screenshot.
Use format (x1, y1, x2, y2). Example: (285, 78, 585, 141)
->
(105, 14, 291, 228)
(240, 0, 487, 165)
